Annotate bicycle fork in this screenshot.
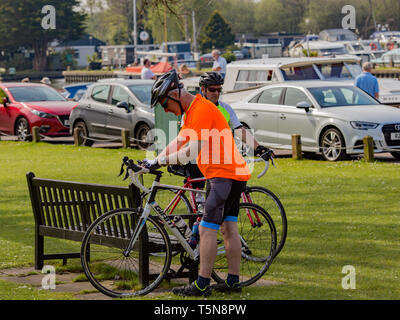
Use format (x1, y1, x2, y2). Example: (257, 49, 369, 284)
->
(123, 203, 152, 257)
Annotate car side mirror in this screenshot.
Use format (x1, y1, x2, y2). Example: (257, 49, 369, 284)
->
(296, 101, 312, 112)
(1, 96, 9, 106)
(116, 101, 131, 113)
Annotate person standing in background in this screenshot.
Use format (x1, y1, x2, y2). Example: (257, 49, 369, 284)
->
(141, 58, 157, 80)
(355, 62, 379, 99)
(212, 50, 227, 79)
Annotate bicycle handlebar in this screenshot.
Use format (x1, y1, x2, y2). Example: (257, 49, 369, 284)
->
(120, 154, 276, 192)
(120, 157, 152, 193)
(245, 156, 275, 179)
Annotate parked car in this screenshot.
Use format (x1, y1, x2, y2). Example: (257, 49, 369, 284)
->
(231, 81, 400, 161)
(199, 53, 213, 63)
(233, 50, 244, 60)
(69, 79, 154, 148)
(0, 83, 77, 141)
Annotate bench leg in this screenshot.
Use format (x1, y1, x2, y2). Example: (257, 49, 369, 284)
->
(35, 227, 44, 270)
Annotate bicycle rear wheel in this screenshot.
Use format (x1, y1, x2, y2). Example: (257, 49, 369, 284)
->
(81, 208, 172, 297)
(211, 203, 277, 287)
(242, 186, 287, 257)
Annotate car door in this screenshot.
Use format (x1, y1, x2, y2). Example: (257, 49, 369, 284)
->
(242, 87, 283, 147)
(276, 87, 318, 149)
(105, 85, 135, 137)
(0, 88, 12, 133)
(84, 85, 111, 137)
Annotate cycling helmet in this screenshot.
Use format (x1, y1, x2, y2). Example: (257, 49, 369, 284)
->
(199, 72, 224, 87)
(150, 69, 183, 108)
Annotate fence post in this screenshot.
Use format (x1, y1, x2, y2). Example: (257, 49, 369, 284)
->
(32, 126, 40, 143)
(74, 127, 83, 146)
(292, 134, 302, 160)
(363, 136, 374, 162)
(122, 129, 130, 149)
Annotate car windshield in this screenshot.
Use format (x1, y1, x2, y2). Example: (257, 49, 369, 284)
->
(127, 84, 152, 105)
(308, 86, 380, 107)
(8, 86, 66, 102)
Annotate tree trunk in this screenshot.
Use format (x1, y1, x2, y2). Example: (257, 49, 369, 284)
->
(32, 39, 48, 72)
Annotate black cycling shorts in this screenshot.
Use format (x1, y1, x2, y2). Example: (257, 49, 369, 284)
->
(201, 178, 246, 230)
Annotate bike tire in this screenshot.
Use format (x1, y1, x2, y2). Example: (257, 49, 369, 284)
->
(211, 203, 277, 287)
(243, 186, 287, 257)
(81, 208, 172, 297)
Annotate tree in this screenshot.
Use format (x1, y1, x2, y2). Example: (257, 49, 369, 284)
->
(0, 0, 86, 71)
(198, 10, 234, 52)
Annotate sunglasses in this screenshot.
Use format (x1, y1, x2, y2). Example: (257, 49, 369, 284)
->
(207, 87, 222, 93)
(160, 96, 170, 109)
(160, 95, 181, 109)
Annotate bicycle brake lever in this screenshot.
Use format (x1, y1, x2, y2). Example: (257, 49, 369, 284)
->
(123, 168, 130, 180)
(271, 156, 277, 168)
(118, 162, 125, 177)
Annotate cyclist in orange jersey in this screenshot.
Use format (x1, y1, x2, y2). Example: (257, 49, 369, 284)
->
(143, 69, 250, 296)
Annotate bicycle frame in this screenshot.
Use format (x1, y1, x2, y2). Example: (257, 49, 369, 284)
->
(125, 172, 206, 261)
(162, 175, 263, 228)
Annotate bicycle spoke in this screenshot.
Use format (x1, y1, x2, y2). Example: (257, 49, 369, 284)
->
(81, 209, 172, 297)
(211, 203, 276, 287)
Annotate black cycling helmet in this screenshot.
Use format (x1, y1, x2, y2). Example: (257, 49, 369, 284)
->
(150, 69, 183, 108)
(199, 71, 224, 87)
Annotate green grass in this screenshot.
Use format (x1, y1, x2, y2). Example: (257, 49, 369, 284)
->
(0, 141, 400, 300)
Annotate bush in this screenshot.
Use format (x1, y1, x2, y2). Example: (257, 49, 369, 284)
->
(222, 51, 236, 63)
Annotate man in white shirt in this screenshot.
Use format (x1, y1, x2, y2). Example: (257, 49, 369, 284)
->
(141, 59, 157, 80)
(211, 50, 227, 79)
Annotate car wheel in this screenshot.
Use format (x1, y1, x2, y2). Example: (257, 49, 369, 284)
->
(135, 123, 151, 149)
(74, 121, 94, 147)
(15, 117, 32, 141)
(320, 128, 347, 161)
(390, 151, 400, 160)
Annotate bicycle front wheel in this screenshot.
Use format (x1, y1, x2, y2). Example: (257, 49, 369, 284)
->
(212, 203, 277, 287)
(242, 186, 287, 257)
(81, 208, 172, 298)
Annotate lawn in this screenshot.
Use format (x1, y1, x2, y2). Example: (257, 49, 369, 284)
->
(0, 141, 399, 300)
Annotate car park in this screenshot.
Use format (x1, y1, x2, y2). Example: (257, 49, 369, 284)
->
(0, 83, 77, 141)
(221, 56, 400, 107)
(231, 81, 400, 161)
(69, 79, 154, 148)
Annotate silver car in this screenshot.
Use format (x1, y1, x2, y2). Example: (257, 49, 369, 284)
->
(69, 79, 154, 148)
(231, 81, 400, 161)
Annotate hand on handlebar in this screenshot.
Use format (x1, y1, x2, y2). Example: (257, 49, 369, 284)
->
(255, 145, 275, 162)
(141, 158, 161, 171)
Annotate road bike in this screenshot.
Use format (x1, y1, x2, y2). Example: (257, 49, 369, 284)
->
(152, 157, 287, 258)
(80, 157, 277, 297)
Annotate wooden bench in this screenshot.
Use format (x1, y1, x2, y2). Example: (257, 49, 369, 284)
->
(26, 172, 198, 284)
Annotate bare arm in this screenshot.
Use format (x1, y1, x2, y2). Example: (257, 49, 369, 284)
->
(157, 140, 204, 166)
(234, 127, 260, 151)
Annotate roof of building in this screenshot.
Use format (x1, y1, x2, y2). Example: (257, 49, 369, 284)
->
(57, 34, 105, 47)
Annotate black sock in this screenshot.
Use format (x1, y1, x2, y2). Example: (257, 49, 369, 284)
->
(195, 276, 210, 290)
(227, 274, 239, 286)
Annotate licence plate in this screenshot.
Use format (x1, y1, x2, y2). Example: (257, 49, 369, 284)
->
(64, 120, 70, 126)
(390, 132, 400, 140)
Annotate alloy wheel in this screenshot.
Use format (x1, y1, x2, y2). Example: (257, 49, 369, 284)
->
(321, 128, 347, 161)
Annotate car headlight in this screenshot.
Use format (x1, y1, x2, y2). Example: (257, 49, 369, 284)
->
(350, 121, 379, 130)
(30, 109, 55, 118)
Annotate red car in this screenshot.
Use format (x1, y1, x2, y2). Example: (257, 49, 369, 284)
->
(0, 83, 77, 141)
